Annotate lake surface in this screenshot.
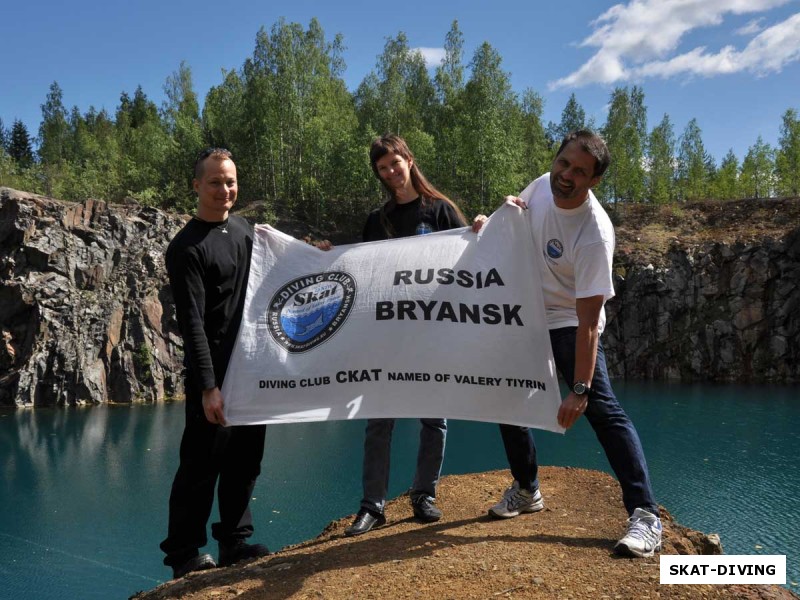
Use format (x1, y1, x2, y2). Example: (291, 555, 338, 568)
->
(1, 382, 798, 599)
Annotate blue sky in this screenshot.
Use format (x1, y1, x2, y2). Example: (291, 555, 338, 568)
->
(1, 0, 799, 163)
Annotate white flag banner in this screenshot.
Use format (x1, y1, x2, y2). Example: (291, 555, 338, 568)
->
(222, 201, 564, 433)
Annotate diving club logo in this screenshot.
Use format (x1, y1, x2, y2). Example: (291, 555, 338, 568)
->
(546, 239, 563, 259)
(415, 222, 434, 235)
(268, 272, 356, 353)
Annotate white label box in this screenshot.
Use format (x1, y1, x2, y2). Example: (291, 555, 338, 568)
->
(660, 555, 786, 585)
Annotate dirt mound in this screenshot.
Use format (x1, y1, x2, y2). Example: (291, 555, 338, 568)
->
(131, 467, 796, 600)
(612, 197, 800, 267)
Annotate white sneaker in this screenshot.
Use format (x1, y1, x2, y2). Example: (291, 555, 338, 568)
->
(488, 481, 544, 519)
(614, 507, 663, 558)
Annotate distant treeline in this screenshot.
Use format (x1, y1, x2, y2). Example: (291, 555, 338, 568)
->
(1, 19, 799, 236)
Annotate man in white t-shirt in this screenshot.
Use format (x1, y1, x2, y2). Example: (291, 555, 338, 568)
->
(473, 130, 662, 558)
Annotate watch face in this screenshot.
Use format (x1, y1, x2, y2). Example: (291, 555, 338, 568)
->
(573, 382, 587, 395)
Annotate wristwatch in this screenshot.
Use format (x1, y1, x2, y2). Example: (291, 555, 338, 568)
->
(572, 381, 589, 395)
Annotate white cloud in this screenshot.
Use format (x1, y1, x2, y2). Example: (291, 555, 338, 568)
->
(736, 18, 765, 35)
(412, 47, 446, 68)
(548, 0, 798, 89)
(635, 13, 800, 78)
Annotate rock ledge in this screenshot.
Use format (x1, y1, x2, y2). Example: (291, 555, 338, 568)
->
(131, 468, 797, 600)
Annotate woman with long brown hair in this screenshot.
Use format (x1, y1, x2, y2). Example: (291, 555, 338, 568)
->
(344, 134, 467, 537)
(362, 134, 466, 240)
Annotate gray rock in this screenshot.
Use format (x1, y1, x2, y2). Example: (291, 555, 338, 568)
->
(606, 226, 800, 383)
(0, 187, 187, 407)
(2, 187, 799, 407)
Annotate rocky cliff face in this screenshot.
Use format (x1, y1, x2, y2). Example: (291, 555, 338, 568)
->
(1, 189, 798, 407)
(605, 202, 800, 383)
(0, 187, 187, 407)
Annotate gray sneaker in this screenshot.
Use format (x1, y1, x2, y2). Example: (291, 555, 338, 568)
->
(614, 508, 663, 558)
(488, 481, 544, 519)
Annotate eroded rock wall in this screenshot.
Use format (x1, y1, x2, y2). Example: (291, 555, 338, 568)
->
(2, 187, 798, 407)
(605, 231, 800, 382)
(0, 187, 187, 407)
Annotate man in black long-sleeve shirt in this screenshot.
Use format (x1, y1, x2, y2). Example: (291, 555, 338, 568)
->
(160, 148, 269, 579)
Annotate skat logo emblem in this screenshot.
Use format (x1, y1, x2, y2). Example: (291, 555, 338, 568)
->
(546, 239, 563, 259)
(268, 272, 356, 353)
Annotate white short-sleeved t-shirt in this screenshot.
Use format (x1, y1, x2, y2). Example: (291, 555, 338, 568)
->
(519, 173, 615, 334)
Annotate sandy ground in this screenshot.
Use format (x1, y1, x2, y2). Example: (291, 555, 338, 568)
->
(132, 467, 796, 600)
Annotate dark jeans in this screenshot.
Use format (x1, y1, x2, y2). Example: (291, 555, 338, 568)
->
(360, 418, 447, 514)
(160, 387, 267, 567)
(499, 326, 659, 517)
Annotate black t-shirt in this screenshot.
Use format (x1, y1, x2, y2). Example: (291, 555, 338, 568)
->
(165, 214, 253, 391)
(362, 197, 466, 242)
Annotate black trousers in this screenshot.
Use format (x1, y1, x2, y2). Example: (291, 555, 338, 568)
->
(160, 389, 267, 567)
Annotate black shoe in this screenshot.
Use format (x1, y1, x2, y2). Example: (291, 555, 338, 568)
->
(411, 494, 442, 523)
(172, 553, 216, 579)
(344, 509, 386, 536)
(218, 540, 271, 568)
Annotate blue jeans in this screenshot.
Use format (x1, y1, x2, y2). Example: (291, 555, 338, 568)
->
(360, 418, 447, 514)
(499, 326, 659, 517)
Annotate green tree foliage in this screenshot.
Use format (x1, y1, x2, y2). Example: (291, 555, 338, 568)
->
(162, 61, 204, 211)
(203, 70, 244, 152)
(0, 119, 40, 192)
(431, 21, 466, 196)
(34, 82, 126, 200)
(646, 114, 676, 204)
(115, 86, 171, 205)
(601, 86, 646, 203)
(520, 89, 551, 181)
(38, 82, 72, 195)
(547, 93, 586, 145)
(459, 42, 524, 214)
(5, 19, 794, 228)
(9, 119, 34, 167)
(39, 82, 70, 165)
(0, 117, 9, 152)
(677, 119, 714, 201)
(236, 19, 362, 226)
(739, 136, 775, 199)
(775, 108, 800, 196)
(357, 32, 434, 137)
(49, 106, 122, 201)
(711, 149, 740, 200)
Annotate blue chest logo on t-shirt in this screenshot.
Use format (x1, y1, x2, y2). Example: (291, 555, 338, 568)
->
(415, 222, 434, 235)
(546, 239, 563, 259)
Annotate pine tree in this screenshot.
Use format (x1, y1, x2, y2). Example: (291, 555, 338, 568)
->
(1, 119, 39, 192)
(547, 93, 586, 145)
(9, 119, 34, 167)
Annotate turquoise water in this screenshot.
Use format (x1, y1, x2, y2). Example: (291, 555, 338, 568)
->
(1, 382, 798, 599)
